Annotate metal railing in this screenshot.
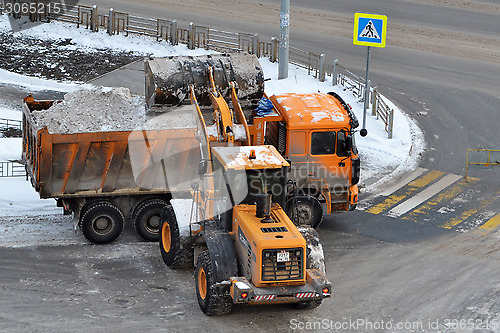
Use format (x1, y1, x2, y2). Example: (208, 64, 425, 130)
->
(0, 118, 22, 131)
(0, 161, 26, 177)
(371, 89, 394, 139)
(5, 1, 394, 137)
(465, 149, 500, 181)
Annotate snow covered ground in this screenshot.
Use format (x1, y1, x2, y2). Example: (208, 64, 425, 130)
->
(0, 15, 423, 247)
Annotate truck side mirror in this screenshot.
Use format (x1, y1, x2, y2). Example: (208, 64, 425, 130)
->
(198, 159, 208, 176)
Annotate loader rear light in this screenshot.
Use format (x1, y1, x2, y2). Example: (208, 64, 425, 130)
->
(240, 292, 248, 299)
(322, 287, 331, 296)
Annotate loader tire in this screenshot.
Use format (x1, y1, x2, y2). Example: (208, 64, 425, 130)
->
(195, 250, 232, 316)
(159, 204, 193, 268)
(80, 201, 124, 244)
(287, 197, 323, 228)
(133, 198, 166, 242)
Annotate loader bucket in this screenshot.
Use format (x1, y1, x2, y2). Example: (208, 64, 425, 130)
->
(145, 54, 264, 107)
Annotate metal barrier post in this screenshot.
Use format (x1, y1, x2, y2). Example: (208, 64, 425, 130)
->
(171, 20, 178, 45)
(29, 0, 36, 22)
(332, 59, 338, 86)
(372, 88, 378, 116)
(271, 37, 279, 63)
(465, 149, 470, 181)
(91, 5, 98, 32)
(188, 22, 195, 49)
(107, 8, 114, 35)
(388, 108, 394, 139)
(319, 54, 326, 82)
(252, 33, 259, 57)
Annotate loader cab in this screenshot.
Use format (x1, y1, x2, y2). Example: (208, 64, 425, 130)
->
(209, 146, 290, 229)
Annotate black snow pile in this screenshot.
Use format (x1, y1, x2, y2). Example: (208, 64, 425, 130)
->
(0, 32, 142, 82)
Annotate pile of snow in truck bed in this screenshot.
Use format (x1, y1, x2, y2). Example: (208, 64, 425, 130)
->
(32, 87, 146, 134)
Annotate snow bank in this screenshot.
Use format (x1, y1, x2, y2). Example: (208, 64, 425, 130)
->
(0, 104, 22, 120)
(0, 138, 22, 161)
(0, 68, 86, 92)
(0, 14, 215, 58)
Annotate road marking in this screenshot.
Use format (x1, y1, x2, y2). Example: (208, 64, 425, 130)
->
(378, 167, 427, 196)
(401, 178, 475, 222)
(365, 170, 444, 215)
(441, 198, 497, 229)
(478, 213, 500, 234)
(408, 170, 444, 187)
(387, 174, 462, 218)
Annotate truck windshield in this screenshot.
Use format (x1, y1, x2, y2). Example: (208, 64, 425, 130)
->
(311, 131, 336, 155)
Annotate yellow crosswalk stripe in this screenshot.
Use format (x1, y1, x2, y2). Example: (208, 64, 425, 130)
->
(441, 198, 497, 229)
(478, 213, 500, 235)
(366, 170, 444, 215)
(402, 178, 475, 222)
(408, 170, 444, 187)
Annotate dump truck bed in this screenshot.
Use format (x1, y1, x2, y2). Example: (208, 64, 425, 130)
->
(22, 96, 201, 199)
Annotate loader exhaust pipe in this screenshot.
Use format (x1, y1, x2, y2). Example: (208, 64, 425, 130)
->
(256, 193, 273, 223)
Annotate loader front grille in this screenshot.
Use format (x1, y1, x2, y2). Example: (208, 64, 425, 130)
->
(261, 248, 303, 282)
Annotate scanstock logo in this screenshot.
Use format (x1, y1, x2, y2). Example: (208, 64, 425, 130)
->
(2, 0, 80, 32)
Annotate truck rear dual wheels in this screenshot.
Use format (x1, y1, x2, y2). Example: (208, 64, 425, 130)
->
(195, 250, 232, 316)
(159, 204, 194, 268)
(132, 199, 166, 242)
(80, 201, 124, 244)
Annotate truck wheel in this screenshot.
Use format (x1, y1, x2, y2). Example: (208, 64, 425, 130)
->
(159, 205, 193, 268)
(195, 250, 232, 316)
(133, 199, 166, 242)
(80, 201, 124, 244)
(287, 197, 323, 228)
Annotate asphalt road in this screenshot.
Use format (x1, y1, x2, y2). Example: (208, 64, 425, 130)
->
(1, 0, 500, 331)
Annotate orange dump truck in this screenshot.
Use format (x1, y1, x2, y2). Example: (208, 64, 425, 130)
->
(22, 95, 201, 244)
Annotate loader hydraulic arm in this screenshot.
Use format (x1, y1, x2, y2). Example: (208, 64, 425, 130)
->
(208, 67, 234, 144)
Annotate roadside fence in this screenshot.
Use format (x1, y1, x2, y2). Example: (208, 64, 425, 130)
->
(465, 149, 500, 181)
(1, 0, 394, 138)
(0, 118, 22, 131)
(0, 161, 26, 177)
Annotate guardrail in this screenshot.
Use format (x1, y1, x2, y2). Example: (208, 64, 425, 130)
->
(0, 161, 26, 177)
(371, 89, 394, 139)
(3, 1, 394, 137)
(0, 118, 22, 131)
(465, 149, 500, 181)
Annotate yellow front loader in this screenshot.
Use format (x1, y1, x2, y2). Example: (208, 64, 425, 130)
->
(158, 86, 331, 315)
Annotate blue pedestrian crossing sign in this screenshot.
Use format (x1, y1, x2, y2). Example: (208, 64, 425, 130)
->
(353, 13, 387, 48)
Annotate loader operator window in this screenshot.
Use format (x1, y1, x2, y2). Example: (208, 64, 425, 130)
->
(311, 131, 336, 155)
(243, 169, 284, 204)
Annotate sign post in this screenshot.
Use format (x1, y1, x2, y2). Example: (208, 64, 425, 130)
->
(353, 12, 387, 134)
(278, 0, 290, 79)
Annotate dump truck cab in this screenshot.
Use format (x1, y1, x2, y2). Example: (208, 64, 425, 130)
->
(159, 145, 331, 315)
(250, 92, 360, 227)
